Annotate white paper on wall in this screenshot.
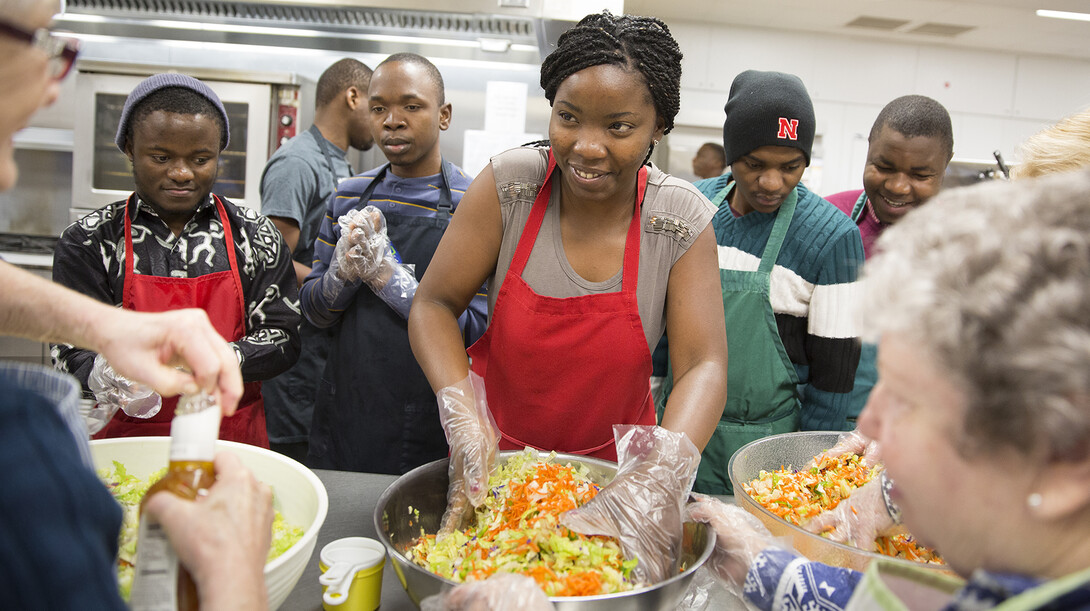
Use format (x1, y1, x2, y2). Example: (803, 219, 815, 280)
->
(483, 81, 529, 134)
(462, 129, 544, 178)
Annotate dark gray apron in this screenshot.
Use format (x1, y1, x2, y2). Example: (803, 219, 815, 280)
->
(307, 162, 457, 474)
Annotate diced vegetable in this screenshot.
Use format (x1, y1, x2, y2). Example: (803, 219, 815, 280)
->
(408, 449, 641, 596)
(742, 451, 944, 565)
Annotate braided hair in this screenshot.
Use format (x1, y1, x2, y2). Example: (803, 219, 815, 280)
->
(534, 11, 683, 164)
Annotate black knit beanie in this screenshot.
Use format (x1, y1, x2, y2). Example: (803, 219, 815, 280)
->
(722, 70, 815, 167)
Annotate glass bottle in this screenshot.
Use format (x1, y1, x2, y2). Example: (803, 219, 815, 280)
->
(129, 393, 221, 611)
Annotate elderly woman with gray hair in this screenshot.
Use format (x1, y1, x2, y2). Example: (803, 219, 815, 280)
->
(682, 168, 1090, 610)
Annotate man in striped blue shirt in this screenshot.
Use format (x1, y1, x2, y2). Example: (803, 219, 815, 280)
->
(300, 53, 486, 474)
(690, 70, 864, 494)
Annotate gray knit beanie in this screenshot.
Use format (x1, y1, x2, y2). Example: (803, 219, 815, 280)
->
(722, 70, 815, 167)
(115, 73, 230, 152)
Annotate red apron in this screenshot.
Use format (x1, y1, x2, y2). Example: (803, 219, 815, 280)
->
(467, 151, 655, 462)
(94, 194, 268, 447)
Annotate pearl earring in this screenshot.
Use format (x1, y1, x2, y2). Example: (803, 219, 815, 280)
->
(1027, 492, 1043, 508)
(652, 139, 660, 146)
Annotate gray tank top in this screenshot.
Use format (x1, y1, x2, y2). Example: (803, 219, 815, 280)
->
(488, 147, 716, 351)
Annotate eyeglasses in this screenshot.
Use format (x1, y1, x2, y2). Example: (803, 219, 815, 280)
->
(0, 19, 80, 80)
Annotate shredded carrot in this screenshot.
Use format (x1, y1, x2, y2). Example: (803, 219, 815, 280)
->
(408, 451, 639, 596)
(742, 451, 944, 565)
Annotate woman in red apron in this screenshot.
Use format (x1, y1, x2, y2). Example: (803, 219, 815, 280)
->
(409, 13, 728, 554)
(93, 194, 268, 447)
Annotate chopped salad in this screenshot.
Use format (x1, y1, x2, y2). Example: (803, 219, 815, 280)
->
(742, 451, 944, 565)
(98, 460, 304, 600)
(408, 449, 641, 596)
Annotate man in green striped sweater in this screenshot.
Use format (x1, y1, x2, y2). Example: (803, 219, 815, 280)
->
(690, 70, 864, 494)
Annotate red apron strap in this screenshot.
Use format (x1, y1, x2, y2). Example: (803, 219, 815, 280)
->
(620, 165, 648, 296)
(211, 195, 247, 325)
(506, 150, 557, 278)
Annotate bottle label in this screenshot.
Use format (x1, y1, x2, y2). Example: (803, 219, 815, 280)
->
(169, 402, 221, 461)
(129, 516, 179, 611)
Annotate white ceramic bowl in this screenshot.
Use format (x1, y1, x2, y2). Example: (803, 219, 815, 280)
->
(90, 436, 329, 610)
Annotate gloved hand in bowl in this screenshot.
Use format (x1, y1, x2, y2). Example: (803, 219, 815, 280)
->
(436, 371, 499, 538)
(808, 428, 881, 468)
(803, 472, 902, 549)
(420, 573, 554, 611)
(560, 425, 700, 585)
(87, 353, 162, 432)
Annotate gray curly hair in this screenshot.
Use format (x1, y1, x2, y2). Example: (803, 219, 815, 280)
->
(863, 169, 1090, 460)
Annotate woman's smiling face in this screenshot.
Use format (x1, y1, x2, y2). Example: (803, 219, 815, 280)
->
(548, 63, 664, 207)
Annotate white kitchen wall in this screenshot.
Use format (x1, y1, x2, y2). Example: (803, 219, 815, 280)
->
(667, 20, 1090, 195)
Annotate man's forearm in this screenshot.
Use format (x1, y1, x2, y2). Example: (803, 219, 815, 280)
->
(0, 261, 114, 352)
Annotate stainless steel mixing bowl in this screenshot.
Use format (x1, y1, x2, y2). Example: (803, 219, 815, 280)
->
(728, 431, 950, 574)
(373, 451, 716, 610)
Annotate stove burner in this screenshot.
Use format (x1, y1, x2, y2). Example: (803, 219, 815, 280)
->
(0, 233, 59, 255)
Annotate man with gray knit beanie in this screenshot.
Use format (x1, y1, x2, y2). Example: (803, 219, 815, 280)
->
(663, 70, 864, 494)
(52, 73, 300, 447)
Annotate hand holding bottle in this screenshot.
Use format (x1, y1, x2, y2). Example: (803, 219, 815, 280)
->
(143, 452, 274, 610)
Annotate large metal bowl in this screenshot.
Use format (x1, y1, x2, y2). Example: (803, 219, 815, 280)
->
(728, 431, 950, 574)
(374, 451, 716, 610)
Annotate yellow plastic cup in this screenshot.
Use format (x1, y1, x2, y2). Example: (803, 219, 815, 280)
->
(318, 537, 386, 611)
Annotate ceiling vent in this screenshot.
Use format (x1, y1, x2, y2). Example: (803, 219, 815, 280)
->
(845, 15, 911, 31)
(63, 0, 536, 38)
(906, 22, 975, 37)
(57, 0, 558, 63)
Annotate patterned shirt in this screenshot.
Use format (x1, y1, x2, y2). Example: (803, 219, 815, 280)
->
(52, 195, 300, 388)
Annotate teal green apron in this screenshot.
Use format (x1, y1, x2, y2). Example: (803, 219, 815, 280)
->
(694, 182, 801, 494)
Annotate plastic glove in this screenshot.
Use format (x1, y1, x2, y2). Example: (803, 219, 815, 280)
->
(327, 206, 419, 317)
(436, 371, 499, 538)
(803, 473, 900, 549)
(374, 261, 418, 319)
(320, 206, 383, 303)
(335, 206, 395, 284)
(809, 428, 881, 468)
(686, 494, 779, 594)
(560, 425, 700, 585)
(87, 353, 162, 431)
(420, 573, 554, 611)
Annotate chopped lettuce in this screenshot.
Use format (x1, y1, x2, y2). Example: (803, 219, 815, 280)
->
(409, 449, 642, 597)
(98, 461, 304, 601)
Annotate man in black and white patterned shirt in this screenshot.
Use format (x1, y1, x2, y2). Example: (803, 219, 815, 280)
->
(52, 73, 299, 447)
